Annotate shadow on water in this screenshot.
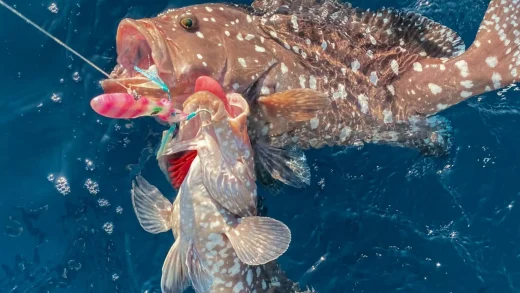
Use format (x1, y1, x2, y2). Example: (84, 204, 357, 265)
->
(1, 0, 520, 292)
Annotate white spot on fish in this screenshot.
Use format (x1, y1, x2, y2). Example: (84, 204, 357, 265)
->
(281, 63, 288, 74)
(255, 45, 266, 52)
(428, 83, 442, 94)
(247, 15, 252, 23)
(383, 109, 393, 123)
(291, 15, 299, 31)
(196, 32, 204, 39)
(391, 60, 399, 75)
(238, 58, 247, 68)
(437, 104, 448, 110)
(486, 56, 498, 68)
(455, 60, 469, 77)
(245, 34, 255, 40)
(261, 86, 270, 95)
(370, 71, 378, 85)
(205, 6, 213, 12)
(460, 80, 474, 88)
(369, 35, 377, 45)
(246, 269, 253, 286)
(299, 75, 306, 88)
(237, 33, 244, 41)
(197, 54, 203, 59)
(492, 72, 502, 89)
(310, 118, 319, 129)
(202, 62, 207, 67)
(413, 62, 423, 72)
(309, 75, 317, 90)
(270, 31, 278, 38)
(357, 94, 369, 114)
(440, 64, 446, 71)
(460, 91, 472, 98)
(206, 233, 225, 250)
(387, 85, 395, 95)
(233, 282, 244, 293)
(321, 41, 327, 50)
(351, 59, 360, 72)
(339, 126, 351, 141)
(211, 17, 216, 22)
(225, 31, 230, 36)
(232, 83, 239, 90)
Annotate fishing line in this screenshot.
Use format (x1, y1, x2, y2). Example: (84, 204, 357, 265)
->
(0, 0, 132, 93)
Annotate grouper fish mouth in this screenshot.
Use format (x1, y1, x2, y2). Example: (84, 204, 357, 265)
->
(101, 0, 520, 189)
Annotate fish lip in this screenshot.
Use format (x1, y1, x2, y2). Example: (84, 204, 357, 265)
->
(100, 18, 175, 100)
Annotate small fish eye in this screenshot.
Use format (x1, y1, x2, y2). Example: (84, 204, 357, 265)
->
(179, 16, 198, 30)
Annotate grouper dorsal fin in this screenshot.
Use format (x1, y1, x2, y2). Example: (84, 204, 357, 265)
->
(258, 0, 465, 86)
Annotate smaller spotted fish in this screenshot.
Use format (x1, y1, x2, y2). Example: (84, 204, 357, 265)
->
(131, 78, 292, 293)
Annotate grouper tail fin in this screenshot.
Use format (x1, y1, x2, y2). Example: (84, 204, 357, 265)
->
(394, 0, 520, 116)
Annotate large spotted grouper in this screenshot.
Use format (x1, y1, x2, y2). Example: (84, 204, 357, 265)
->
(101, 0, 520, 188)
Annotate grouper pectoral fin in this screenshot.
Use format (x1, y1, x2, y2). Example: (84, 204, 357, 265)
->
(257, 88, 330, 136)
(131, 175, 174, 234)
(393, 0, 520, 117)
(225, 216, 291, 265)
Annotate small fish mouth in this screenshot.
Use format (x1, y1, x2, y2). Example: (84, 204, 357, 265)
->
(100, 19, 180, 102)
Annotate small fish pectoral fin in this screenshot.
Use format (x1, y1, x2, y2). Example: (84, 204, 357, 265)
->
(131, 175, 173, 234)
(186, 241, 213, 293)
(254, 142, 311, 188)
(162, 240, 189, 293)
(226, 216, 291, 266)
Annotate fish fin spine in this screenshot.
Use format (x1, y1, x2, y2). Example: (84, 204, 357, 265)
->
(253, 142, 311, 188)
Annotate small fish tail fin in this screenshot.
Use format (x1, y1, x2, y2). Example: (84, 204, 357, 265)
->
(254, 142, 311, 188)
(161, 240, 190, 293)
(131, 175, 173, 234)
(225, 216, 291, 265)
(395, 0, 520, 116)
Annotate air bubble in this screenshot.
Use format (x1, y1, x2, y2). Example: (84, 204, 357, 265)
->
(103, 222, 114, 234)
(112, 273, 120, 281)
(84, 179, 99, 195)
(5, 216, 23, 237)
(84, 159, 95, 171)
(97, 198, 110, 207)
(72, 72, 82, 82)
(50, 93, 62, 103)
(48, 3, 58, 13)
(55, 177, 71, 195)
(116, 206, 123, 214)
(47, 174, 55, 182)
(68, 260, 82, 270)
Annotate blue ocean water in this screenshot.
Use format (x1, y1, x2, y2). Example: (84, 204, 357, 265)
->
(1, 0, 520, 292)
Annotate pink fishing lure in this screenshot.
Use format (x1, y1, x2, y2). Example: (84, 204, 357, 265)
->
(90, 93, 188, 122)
